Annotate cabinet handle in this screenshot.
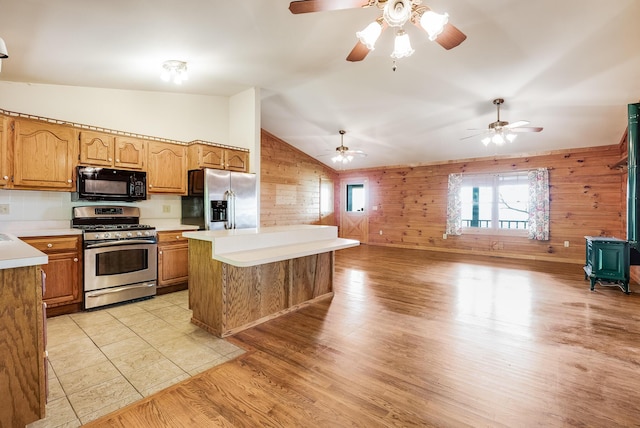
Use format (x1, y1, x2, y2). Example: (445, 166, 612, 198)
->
(176, 236, 180, 239)
(159, 251, 163, 255)
(47, 243, 53, 248)
(149, 184, 153, 188)
(73, 258, 78, 262)
(115, 159, 119, 162)
(2, 175, 7, 180)
(67, 179, 72, 183)
(109, 158, 113, 162)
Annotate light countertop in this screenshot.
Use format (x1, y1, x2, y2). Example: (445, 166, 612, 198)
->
(0, 233, 48, 270)
(183, 225, 359, 267)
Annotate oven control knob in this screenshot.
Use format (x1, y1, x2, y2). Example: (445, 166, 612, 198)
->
(94, 234, 100, 240)
(136, 231, 143, 237)
(114, 232, 122, 239)
(103, 232, 111, 239)
(144, 231, 151, 237)
(127, 232, 133, 238)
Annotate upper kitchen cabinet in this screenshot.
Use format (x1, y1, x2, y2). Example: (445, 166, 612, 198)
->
(187, 143, 225, 170)
(0, 115, 10, 187)
(225, 148, 249, 172)
(79, 132, 146, 170)
(147, 141, 187, 194)
(12, 118, 77, 190)
(186, 142, 249, 173)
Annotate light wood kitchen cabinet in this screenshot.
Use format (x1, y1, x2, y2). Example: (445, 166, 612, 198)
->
(157, 230, 189, 293)
(23, 235, 83, 315)
(225, 148, 249, 172)
(147, 141, 187, 194)
(187, 143, 225, 170)
(12, 118, 77, 190)
(79, 131, 146, 170)
(0, 265, 46, 426)
(0, 115, 10, 187)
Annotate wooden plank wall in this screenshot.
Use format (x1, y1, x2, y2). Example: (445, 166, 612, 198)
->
(260, 129, 626, 265)
(339, 145, 625, 264)
(261, 130, 338, 226)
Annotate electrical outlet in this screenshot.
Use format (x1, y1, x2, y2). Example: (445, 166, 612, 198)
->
(379, 230, 383, 235)
(0, 204, 9, 215)
(442, 234, 447, 240)
(564, 240, 570, 248)
(162, 205, 171, 213)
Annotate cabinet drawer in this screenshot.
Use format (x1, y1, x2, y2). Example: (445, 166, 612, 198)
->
(157, 231, 188, 244)
(23, 236, 80, 252)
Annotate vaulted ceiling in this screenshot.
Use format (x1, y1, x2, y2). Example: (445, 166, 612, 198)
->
(0, 0, 638, 169)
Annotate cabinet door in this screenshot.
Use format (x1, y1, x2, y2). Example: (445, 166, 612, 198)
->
(225, 149, 249, 172)
(114, 136, 146, 170)
(147, 141, 187, 194)
(79, 130, 115, 167)
(23, 236, 82, 308)
(13, 119, 76, 190)
(157, 231, 189, 288)
(40, 251, 81, 307)
(0, 116, 10, 186)
(188, 144, 225, 170)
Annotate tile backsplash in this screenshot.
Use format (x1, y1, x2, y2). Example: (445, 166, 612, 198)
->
(0, 190, 182, 232)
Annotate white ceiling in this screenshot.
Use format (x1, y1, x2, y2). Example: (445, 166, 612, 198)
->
(0, 0, 638, 170)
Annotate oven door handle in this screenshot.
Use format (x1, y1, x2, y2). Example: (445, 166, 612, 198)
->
(86, 282, 156, 298)
(85, 239, 157, 249)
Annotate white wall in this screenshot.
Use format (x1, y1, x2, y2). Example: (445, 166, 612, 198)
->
(0, 81, 262, 230)
(0, 81, 230, 144)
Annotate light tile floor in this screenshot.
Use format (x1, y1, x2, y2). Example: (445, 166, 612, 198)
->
(27, 290, 245, 427)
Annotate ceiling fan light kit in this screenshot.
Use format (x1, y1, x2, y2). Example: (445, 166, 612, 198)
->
(463, 98, 543, 147)
(330, 130, 366, 165)
(289, 0, 466, 64)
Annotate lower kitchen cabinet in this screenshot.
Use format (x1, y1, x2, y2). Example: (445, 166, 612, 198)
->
(157, 230, 189, 294)
(0, 265, 46, 426)
(23, 235, 83, 315)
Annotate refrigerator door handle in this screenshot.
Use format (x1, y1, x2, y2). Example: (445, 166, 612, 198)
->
(224, 190, 232, 229)
(231, 190, 236, 229)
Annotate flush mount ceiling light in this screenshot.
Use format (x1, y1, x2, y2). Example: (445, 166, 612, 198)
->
(0, 37, 8, 73)
(0, 37, 8, 58)
(160, 60, 188, 85)
(289, 0, 466, 68)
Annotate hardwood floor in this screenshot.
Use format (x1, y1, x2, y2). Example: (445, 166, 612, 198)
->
(86, 245, 640, 427)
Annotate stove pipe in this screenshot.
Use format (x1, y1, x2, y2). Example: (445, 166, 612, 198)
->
(627, 103, 640, 248)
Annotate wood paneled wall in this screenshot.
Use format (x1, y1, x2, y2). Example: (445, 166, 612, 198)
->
(339, 145, 624, 264)
(261, 129, 626, 264)
(261, 130, 338, 226)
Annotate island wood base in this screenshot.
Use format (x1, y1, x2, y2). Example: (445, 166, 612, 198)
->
(188, 239, 334, 337)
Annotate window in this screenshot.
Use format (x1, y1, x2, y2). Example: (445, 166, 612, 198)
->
(346, 183, 365, 212)
(460, 172, 529, 232)
(446, 169, 549, 240)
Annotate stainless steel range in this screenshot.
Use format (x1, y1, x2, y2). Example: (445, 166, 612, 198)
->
(72, 206, 157, 309)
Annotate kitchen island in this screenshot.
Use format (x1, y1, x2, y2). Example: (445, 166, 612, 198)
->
(0, 233, 48, 427)
(183, 225, 359, 337)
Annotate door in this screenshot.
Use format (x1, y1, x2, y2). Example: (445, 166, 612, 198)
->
(231, 172, 257, 229)
(340, 178, 368, 243)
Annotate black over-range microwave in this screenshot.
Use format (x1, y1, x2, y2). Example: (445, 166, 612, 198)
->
(72, 166, 147, 202)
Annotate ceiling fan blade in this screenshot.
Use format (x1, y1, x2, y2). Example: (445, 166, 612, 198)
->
(460, 132, 487, 140)
(346, 41, 371, 62)
(289, 0, 371, 14)
(512, 126, 544, 133)
(504, 120, 530, 129)
(434, 23, 467, 50)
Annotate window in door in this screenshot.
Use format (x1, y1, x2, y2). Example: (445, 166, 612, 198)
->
(346, 184, 365, 212)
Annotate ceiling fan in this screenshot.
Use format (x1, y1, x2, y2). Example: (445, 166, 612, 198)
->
(288, 0, 466, 63)
(319, 130, 367, 164)
(463, 98, 544, 146)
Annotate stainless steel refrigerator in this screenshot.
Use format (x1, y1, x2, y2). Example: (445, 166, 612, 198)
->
(181, 169, 257, 230)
